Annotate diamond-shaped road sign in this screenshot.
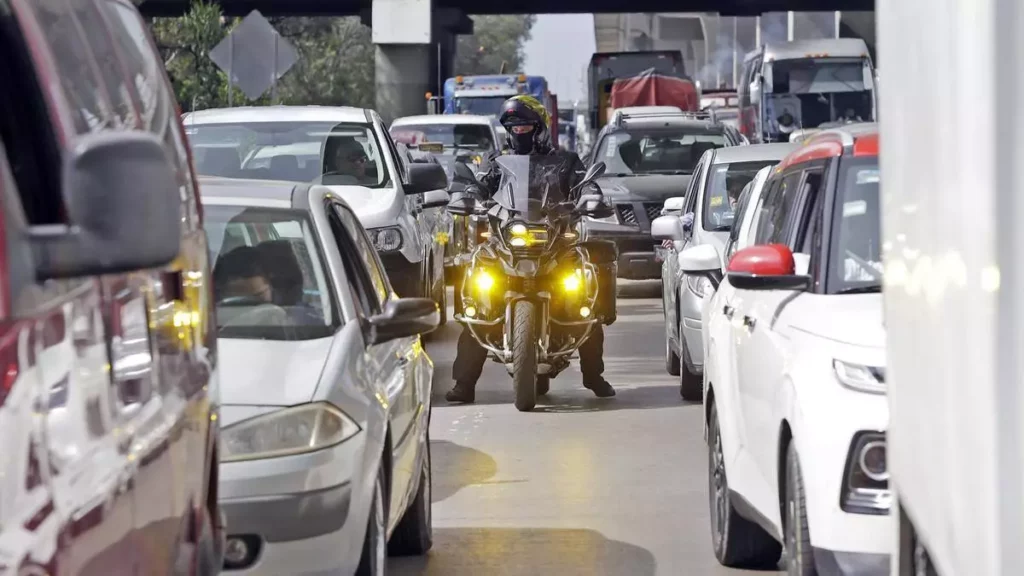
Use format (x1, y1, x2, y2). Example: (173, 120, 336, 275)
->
(209, 11, 299, 101)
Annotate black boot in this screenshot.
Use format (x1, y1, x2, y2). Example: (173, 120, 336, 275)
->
(584, 378, 616, 398)
(445, 381, 476, 403)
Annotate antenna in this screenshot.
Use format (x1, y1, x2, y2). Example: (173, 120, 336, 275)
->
(499, 61, 507, 74)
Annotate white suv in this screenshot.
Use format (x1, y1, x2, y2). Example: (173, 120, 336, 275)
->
(184, 106, 449, 313)
(679, 126, 890, 575)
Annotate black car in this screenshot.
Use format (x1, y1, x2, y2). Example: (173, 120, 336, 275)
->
(582, 111, 740, 279)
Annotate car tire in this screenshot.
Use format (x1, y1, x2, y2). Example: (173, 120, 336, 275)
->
(708, 402, 782, 569)
(784, 443, 815, 576)
(389, 433, 433, 556)
(679, 333, 702, 401)
(666, 299, 681, 376)
(356, 466, 388, 576)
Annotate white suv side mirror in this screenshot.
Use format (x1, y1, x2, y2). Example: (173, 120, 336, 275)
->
(661, 196, 686, 215)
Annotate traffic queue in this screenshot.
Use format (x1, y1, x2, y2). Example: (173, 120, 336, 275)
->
(0, 1, 898, 573)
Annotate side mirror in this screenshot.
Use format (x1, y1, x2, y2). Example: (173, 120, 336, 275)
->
(422, 189, 448, 208)
(651, 215, 685, 242)
(726, 244, 810, 291)
(749, 77, 762, 105)
(447, 190, 479, 216)
(32, 132, 181, 280)
(661, 196, 686, 215)
(405, 163, 448, 195)
(368, 298, 439, 344)
(679, 244, 722, 273)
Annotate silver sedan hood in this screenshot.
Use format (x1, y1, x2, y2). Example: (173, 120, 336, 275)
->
(218, 337, 333, 408)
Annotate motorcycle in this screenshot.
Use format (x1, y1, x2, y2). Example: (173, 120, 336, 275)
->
(448, 155, 617, 412)
(441, 159, 491, 315)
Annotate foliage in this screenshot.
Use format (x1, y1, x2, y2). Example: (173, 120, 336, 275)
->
(454, 15, 536, 75)
(150, 1, 535, 111)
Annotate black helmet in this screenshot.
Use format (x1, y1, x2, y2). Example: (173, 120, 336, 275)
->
(499, 95, 552, 154)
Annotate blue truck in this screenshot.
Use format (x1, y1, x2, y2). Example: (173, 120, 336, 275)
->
(440, 74, 558, 142)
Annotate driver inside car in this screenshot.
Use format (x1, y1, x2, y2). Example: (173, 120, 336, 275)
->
(446, 94, 617, 404)
(322, 136, 374, 186)
(214, 246, 290, 328)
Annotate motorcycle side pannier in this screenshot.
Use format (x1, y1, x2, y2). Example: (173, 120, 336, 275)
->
(580, 240, 618, 325)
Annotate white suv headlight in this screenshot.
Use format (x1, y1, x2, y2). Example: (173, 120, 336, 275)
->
(686, 275, 712, 298)
(833, 360, 885, 394)
(222, 402, 360, 462)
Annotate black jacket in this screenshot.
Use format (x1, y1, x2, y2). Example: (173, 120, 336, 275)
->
(476, 147, 589, 200)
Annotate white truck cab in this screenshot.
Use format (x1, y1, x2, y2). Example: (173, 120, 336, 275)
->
(879, 0, 1024, 574)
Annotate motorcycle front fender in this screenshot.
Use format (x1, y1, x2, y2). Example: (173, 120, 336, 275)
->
(502, 291, 551, 356)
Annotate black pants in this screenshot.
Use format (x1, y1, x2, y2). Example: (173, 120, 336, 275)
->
(452, 323, 606, 386)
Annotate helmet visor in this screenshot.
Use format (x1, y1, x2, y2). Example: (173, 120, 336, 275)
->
(510, 125, 534, 135)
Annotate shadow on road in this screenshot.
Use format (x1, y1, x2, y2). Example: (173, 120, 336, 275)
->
(430, 440, 497, 503)
(534, 385, 687, 413)
(618, 280, 662, 299)
(389, 527, 658, 576)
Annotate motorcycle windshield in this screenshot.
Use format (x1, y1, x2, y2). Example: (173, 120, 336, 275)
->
(493, 155, 573, 222)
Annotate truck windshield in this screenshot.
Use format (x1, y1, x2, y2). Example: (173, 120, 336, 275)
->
(596, 128, 726, 175)
(763, 58, 874, 136)
(390, 123, 496, 153)
(453, 96, 508, 116)
(829, 157, 882, 293)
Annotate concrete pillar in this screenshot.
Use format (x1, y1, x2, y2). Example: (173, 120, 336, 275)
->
(375, 45, 433, 124)
(365, 3, 470, 123)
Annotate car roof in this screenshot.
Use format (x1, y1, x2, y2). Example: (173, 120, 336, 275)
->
(183, 105, 372, 125)
(775, 122, 879, 171)
(610, 117, 724, 131)
(198, 177, 298, 207)
(710, 142, 799, 164)
(763, 38, 871, 61)
(392, 114, 493, 126)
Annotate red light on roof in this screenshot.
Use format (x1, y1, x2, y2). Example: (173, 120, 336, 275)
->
(776, 138, 843, 172)
(853, 133, 879, 157)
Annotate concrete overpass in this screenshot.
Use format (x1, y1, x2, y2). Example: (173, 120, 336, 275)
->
(137, 0, 875, 122)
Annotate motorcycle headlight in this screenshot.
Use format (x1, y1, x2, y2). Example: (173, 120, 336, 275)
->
(503, 221, 550, 247)
(833, 360, 886, 394)
(222, 402, 360, 462)
(369, 226, 404, 252)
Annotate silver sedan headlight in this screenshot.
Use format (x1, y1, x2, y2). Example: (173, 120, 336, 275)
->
(368, 226, 404, 252)
(222, 402, 360, 462)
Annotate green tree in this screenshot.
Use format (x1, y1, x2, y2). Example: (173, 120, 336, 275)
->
(150, 1, 537, 111)
(454, 15, 536, 75)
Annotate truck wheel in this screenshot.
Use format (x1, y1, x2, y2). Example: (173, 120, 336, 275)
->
(708, 402, 782, 568)
(511, 300, 538, 412)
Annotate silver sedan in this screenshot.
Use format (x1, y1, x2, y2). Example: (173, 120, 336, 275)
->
(199, 177, 438, 575)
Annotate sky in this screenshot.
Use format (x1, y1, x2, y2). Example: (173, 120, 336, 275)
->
(522, 14, 596, 105)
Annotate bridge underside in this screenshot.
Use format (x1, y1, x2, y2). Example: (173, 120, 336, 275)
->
(139, 0, 873, 17)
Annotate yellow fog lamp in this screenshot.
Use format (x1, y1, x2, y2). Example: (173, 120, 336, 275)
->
(473, 269, 495, 292)
(465, 306, 477, 318)
(562, 269, 583, 292)
(579, 306, 592, 318)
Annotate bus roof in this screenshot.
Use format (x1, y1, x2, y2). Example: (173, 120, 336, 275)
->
(762, 38, 871, 62)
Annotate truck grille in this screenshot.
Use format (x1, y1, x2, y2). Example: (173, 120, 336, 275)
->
(615, 202, 665, 231)
(616, 204, 637, 224)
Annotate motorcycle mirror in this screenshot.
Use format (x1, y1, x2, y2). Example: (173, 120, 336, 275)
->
(582, 161, 607, 183)
(453, 161, 477, 183)
(447, 191, 478, 216)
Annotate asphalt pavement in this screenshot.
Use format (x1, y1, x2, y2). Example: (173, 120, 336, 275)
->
(389, 282, 778, 576)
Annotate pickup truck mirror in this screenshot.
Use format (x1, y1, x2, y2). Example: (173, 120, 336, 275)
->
(31, 132, 180, 280)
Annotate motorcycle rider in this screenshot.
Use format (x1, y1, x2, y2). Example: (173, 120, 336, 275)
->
(446, 95, 616, 403)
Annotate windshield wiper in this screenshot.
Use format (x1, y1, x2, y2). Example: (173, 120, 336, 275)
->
(836, 285, 882, 295)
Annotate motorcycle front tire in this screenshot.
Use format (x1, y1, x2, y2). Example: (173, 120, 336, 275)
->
(511, 300, 538, 412)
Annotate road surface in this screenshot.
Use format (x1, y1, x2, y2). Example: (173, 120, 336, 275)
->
(390, 283, 777, 575)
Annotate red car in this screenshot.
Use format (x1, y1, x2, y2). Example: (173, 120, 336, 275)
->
(0, 0, 221, 574)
